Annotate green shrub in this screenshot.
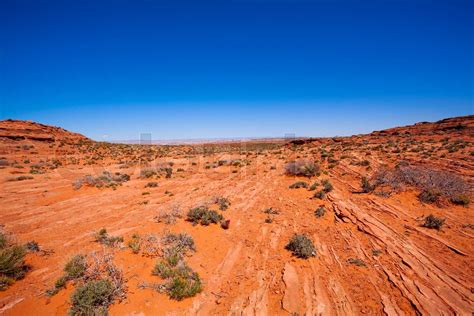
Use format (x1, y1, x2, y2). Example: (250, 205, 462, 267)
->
(69, 279, 114, 316)
(152, 259, 178, 278)
(285, 160, 320, 177)
(140, 168, 156, 178)
(167, 274, 202, 301)
(372, 249, 382, 256)
(162, 233, 196, 255)
(10, 175, 33, 181)
(321, 179, 333, 193)
(73, 171, 130, 189)
(161, 167, 173, 178)
(361, 177, 374, 193)
(418, 189, 441, 204)
(314, 206, 325, 218)
(0, 232, 6, 249)
(94, 229, 123, 247)
(371, 165, 468, 202)
(145, 182, 158, 188)
(64, 254, 87, 279)
(152, 249, 202, 301)
(186, 207, 223, 226)
(25, 241, 40, 252)
(46, 275, 68, 296)
(263, 207, 279, 215)
(308, 181, 319, 191)
(0, 245, 27, 279)
(313, 190, 325, 199)
(155, 207, 182, 225)
(264, 217, 273, 223)
(422, 215, 445, 230)
(285, 234, 316, 259)
(55, 275, 67, 288)
(127, 234, 141, 254)
(215, 197, 231, 211)
(347, 258, 366, 267)
(289, 181, 308, 189)
(0, 276, 14, 291)
(0, 245, 27, 290)
(450, 194, 470, 206)
(353, 160, 370, 166)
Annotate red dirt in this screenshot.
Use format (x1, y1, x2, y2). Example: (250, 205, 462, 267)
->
(0, 116, 473, 315)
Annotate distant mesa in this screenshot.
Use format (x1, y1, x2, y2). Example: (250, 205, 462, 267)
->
(1, 115, 473, 146)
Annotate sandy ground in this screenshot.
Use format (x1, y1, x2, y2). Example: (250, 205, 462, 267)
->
(0, 117, 473, 315)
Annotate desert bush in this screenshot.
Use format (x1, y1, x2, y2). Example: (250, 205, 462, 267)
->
(450, 194, 470, 206)
(285, 160, 320, 177)
(127, 235, 141, 254)
(228, 159, 249, 167)
(153, 256, 184, 278)
(94, 229, 123, 247)
(9, 175, 33, 181)
(370, 165, 470, 204)
(69, 279, 114, 316)
(313, 190, 326, 199)
(145, 182, 158, 188)
(289, 181, 308, 189)
(127, 234, 161, 257)
(285, 234, 316, 259)
(140, 166, 173, 179)
(140, 168, 157, 178)
(161, 167, 173, 178)
(217, 160, 230, 166)
(64, 254, 88, 279)
(155, 206, 182, 225)
(352, 160, 370, 166)
(167, 273, 202, 301)
(0, 232, 6, 249)
(372, 249, 382, 256)
(0, 230, 27, 290)
(73, 171, 130, 189)
(0, 245, 27, 290)
(321, 179, 333, 193)
(308, 181, 319, 191)
(151, 232, 202, 301)
(361, 176, 374, 193)
(347, 258, 366, 267)
(263, 207, 279, 215)
(422, 215, 445, 230)
(215, 197, 231, 211)
(0, 276, 14, 291)
(152, 258, 202, 300)
(83, 251, 127, 301)
(30, 167, 45, 174)
(418, 189, 441, 204)
(46, 275, 68, 297)
(314, 206, 326, 217)
(162, 233, 196, 256)
(25, 240, 40, 252)
(186, 206, 223, 226)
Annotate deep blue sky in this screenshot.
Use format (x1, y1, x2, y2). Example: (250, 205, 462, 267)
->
(1, 0, 473, 140)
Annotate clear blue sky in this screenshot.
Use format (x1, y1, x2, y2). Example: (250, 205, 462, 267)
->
(1, 0, 473, 140)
